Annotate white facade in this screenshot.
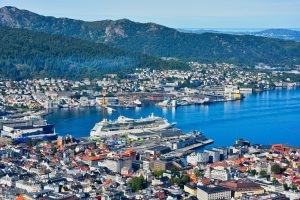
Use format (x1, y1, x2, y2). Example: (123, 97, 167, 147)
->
(15, 180, 41, 193)
(260, 183, 284, 193)
(143, 160, 151, 171)
(98, 158, 132, 173)
(282, 191, 300, 200)
(204, 150, 220, 163)
(187, 152, 209, 165)
(0, 175, 14, 187)
(212, 147, 228, 160)
(197, 186, 231, 200)
(205, 166, 230, 181)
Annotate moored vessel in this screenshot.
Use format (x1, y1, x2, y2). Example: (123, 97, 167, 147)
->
(90, 113, 175, 138)
(134, 99, 142, 107)
(1, 120, 57, 143)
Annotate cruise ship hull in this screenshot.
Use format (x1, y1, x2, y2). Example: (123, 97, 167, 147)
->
(91, 123, 175, 137)
(13, 134, 57, 143)
(90, 114, 175, 138)
(1, 120, 57, 143)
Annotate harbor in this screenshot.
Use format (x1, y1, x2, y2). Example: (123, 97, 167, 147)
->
(45, 87, 300, 147)
(2, 87, 299, 147)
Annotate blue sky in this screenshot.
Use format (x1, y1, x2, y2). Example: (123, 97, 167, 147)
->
(0, 0, 299, 28)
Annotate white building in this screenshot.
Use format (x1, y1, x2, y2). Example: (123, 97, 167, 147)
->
(204, 150, 220, 163)
(282, 191, 300, 200)
(212, 147, 228, 160)
(0, 175, 15, 187)
(98, 158, 132, 173)
(143, 160, 151, 171)
(187, 152, 209, 165)
(259, 182, 284, 193)
(205, 166, 230, 181)
(197, 185, 231, 200)
(15, 180, 42, 193)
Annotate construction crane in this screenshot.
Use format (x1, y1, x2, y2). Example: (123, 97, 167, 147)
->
(102, 87, 107, 119)
(102, 87, 107, 107)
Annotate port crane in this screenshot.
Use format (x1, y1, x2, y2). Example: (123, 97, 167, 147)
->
(102, 87, 107, 118)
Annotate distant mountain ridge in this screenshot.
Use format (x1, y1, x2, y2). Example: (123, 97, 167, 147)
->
(255, 29, 300, 41)
(1, 6, 300, 69)
(179, 28, 300, 42)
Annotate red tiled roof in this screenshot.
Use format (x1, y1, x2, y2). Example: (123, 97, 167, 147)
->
(221, 181, 262, 191)
(82, 155, 105, 161)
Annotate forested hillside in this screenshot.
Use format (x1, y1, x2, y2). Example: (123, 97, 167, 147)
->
(0, 27, 187, 79)
(1, 6, 300, 67)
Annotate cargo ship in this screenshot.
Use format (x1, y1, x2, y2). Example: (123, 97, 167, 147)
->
(1, 121, 57, 143)
(90, 113, 175, 137)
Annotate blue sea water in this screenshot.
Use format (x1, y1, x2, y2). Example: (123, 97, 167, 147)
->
(46, 88, 300, 147)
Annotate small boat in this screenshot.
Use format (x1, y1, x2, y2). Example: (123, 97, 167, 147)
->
(157, 99, 170, 107)
(171, 100, 177, 107)
(197, 97, 210, 104)
(134, 99, 142, 107)
(107, 107, 116, 114)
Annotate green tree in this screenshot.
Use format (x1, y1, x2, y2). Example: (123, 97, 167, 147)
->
(283, 183, 289, 191)
(272, 178, 279, 185)
(271, 164, 282, 174)
(249, 169, 257, 176)
(291, 184, 298, 191)
(171, 167, 180, 177)
(169, 173, 190, 188)
(52, 148, 58, 155)
(195, 170, 202, 177)
(259, 170, 267, 178)
(181, 174, 189, 185)
(152, 170, 164, 178)
(129, 176, 147, 192)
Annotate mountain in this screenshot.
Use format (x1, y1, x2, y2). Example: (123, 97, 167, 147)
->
(0, 27, 187, 79)
(1, 6, 300, 67)
(254, 29, 300, 42)
(177, 28, 221, 34)
(179, 28, 300, 42)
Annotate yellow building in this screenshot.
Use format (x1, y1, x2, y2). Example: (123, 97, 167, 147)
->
(234, 188, 264, 198)
(222, 181, 265, 198)
(184, 183, 197, 196)
(233, 93, 241, 99)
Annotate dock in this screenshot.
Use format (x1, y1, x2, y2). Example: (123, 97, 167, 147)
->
(164, 139, 214, 158)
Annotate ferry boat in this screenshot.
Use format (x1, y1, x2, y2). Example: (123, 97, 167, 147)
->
(90, 113, 175, 137)
(1, 121, 57, 143)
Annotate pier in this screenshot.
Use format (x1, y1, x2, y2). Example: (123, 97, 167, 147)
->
(164, 139, 214, 158)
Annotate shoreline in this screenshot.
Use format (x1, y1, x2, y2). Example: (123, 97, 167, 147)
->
(44, 87, 300, 147)
(43, 86, 298, 113)
(3, 86, 297, 118)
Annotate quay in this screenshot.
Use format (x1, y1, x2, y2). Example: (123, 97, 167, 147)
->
(173, 139, 214, 157)
(178, 139, 214, 152)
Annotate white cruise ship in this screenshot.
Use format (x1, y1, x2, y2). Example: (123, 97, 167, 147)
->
(90, 113, 175, 137)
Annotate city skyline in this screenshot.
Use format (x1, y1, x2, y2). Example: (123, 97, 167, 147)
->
(0, 0, 299, 29)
